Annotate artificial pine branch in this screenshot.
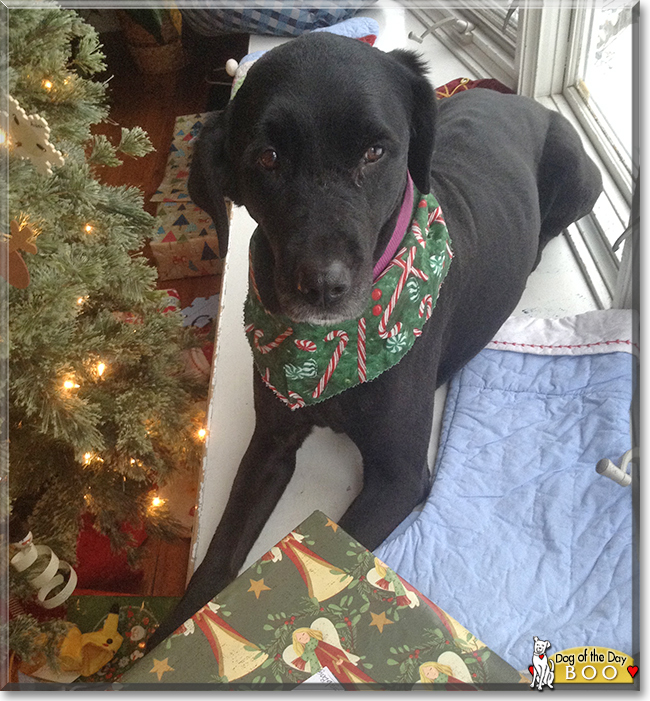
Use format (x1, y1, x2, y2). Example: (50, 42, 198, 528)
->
(69, 29, 107, 77)
(6, 615, 70, 669)
(87, 135, 121, 167)
(118, 126, 154, 158)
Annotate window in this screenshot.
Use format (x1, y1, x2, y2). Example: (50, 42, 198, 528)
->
(409, 2, 638, 309)
(564, 4, 635, 201)
(408, 3, 520, 89)
(579, 6, 633, 165)
(519, 3, 636, 308)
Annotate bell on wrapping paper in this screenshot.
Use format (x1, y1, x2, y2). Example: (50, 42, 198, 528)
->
(59, 604, 124, 677)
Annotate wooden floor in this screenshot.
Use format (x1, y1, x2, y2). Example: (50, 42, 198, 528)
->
(94, 31, 221, 307)
(93, 30, 247, 595)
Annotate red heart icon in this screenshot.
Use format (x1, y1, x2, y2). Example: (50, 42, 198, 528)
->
(627, 665, 638, 678)
(529, 666, 534, 676)
(540, 654, 544, 659)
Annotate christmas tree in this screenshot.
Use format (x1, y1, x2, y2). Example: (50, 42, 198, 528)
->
(2, 5, 205, 666)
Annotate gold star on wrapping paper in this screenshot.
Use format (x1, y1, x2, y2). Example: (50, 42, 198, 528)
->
(149, 657, 174, 681)
(369, 611, 394, 634)
(324, 518, 339, 531)
(247, 578, 271, 599)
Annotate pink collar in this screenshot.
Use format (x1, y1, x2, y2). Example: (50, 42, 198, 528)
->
(372, 172, 414, 281)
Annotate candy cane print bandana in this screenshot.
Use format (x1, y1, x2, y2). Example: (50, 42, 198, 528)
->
(243, 184, 453, 410)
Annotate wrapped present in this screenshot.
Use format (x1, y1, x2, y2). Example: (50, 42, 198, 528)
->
(149, 114, 230, 280)
(150, 201, 224, 280)
(150, 238, 222, 281)
(150, 113, 207, 203)
(120, 511, 524, 689)
(153, 201, 219, 244)
(68, 596, 181, 683)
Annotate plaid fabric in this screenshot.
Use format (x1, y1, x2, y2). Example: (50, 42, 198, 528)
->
(181, 4, 371, 37)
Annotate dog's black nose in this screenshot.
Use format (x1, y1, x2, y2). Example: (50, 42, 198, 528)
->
(296, 260, 351, 307)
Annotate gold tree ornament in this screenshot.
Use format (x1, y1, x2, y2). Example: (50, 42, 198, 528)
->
(2, 95, 65, 175)
(1, 220, 38, 289)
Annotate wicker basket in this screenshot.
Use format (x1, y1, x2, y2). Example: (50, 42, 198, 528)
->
(117, 10, 187, 75)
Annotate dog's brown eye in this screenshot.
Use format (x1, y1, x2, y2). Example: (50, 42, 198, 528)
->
(363, 146, 384, 164)
(259, 148, 279, 170)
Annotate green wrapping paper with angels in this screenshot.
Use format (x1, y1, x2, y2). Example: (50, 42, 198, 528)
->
(121, 511, 524, 689)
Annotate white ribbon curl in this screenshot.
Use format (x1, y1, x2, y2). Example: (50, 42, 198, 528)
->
(11, 532, 78, 609)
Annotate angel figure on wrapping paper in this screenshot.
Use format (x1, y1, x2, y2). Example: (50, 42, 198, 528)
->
(261, 531, 352, 602)
(282, 617, 377, 685)
(417, 652, 472, 686)
(366, 557, 420, 609)
(189, 601, 268, 682)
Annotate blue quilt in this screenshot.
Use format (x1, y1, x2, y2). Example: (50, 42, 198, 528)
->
(376, 341, 636, 672)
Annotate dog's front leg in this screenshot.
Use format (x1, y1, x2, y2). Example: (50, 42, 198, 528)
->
(336, 372, 437, 551)
(147, 376, 312, 649)
(338, 447, 431, 551)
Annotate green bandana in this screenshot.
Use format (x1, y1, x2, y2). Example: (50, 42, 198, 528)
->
(243, 184, 453, 410)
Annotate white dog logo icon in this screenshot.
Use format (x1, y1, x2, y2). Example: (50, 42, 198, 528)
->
(530, 636, 554, 691)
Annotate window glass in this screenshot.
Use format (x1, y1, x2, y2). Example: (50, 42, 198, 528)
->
(579, 5, 633, 167)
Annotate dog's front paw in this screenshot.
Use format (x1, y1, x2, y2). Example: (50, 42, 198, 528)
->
(145, 627, 166, 654)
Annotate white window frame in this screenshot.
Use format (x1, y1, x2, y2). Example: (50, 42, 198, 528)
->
(409, 2, 638, 310)
(518, 3, 636, 309)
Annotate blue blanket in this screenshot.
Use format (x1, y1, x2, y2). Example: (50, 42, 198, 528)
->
(376, 332, 635, 672)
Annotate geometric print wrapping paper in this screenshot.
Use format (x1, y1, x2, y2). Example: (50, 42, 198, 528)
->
(149, 113, 226, 280)
(120, 511, 524, 689)
(150, 201, 222, 280)
(150, 113, 207, 204)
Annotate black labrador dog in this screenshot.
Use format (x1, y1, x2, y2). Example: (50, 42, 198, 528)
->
(148, 32, 602, 649)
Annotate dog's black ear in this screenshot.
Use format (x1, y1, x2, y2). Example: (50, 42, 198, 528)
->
(389, 49, 437, 194)
(188, 109, 234, 257)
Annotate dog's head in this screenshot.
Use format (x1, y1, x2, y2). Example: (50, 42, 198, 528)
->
(189, 32, 437, 323)
(533, 637, 551, 655)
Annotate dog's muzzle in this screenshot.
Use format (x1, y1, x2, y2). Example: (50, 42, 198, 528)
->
(295, 259, 352, 308)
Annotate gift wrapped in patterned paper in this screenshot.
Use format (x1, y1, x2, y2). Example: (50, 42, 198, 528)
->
(119, 511, 525, 689)
(150, 200, 223, 280)
(149, 113, 229, 280)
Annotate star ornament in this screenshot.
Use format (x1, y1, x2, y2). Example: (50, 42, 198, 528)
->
(3, 95, 65, 176)
(247, 578, 271, 599)
(369, 611, 394, 634)
(149, 657, 174, 681)
(0, 220, 38, 289)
